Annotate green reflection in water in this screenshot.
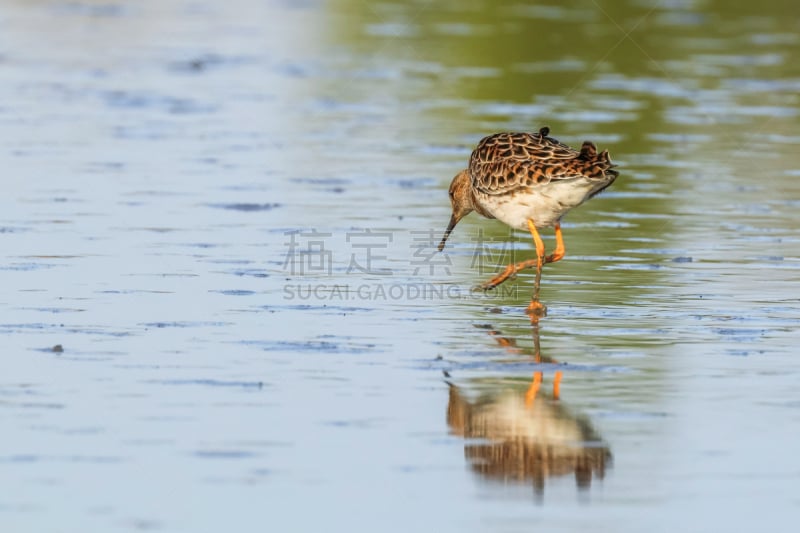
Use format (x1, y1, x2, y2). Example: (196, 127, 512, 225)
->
(322, 0, 800, 311)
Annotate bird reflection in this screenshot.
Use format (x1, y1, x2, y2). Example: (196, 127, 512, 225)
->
(446, 322, 611, 496)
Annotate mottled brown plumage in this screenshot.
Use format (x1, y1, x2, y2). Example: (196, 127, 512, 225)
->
(438, 126, 619, 302)
(439, 126, 618, 250)
(470, 128, 616, 198)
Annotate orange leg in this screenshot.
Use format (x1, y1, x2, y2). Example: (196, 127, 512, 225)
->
(527, 219, 546, 267)
(552, 371, 562, 400)
(476, 258, 541, 291)
(525, 219, 547, 317)
(477, 219, 547, 290)
(546, 222, 565, 264)
(524, 371, 543, 407)
(476, 221, 559, 319)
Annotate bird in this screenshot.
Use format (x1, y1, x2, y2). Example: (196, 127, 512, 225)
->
(446, 380, 611, 494)
(438, 126, 618, 315)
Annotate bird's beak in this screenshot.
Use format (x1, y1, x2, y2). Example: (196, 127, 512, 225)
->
(437, 214, 458, 252)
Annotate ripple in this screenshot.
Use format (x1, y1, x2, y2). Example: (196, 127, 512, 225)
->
(207, 203, 281, 212)
(239, 338, 381, 354)
(140, 321, 233, 329)
(147, 379, 267, 389)
(99, 90, 217, 114)
(168, 53, 257, 74)
(192, 450, 259, 459)
(211, 290, 256, 296)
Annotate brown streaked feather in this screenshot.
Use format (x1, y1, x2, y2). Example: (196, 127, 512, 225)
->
(469, 129, 618, 197)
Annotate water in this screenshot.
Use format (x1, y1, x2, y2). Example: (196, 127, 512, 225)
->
(2, 0, 799, 531)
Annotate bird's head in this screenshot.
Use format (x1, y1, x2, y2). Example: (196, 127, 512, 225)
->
(438, 169, 473, 251)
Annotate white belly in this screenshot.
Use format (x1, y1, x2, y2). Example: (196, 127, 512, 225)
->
(480, 177, 605, 230)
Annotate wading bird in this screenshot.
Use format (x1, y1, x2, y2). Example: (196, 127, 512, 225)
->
(439, 127, 618, 315)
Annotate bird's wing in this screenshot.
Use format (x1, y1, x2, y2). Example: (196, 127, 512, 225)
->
(470, 130, 613, 196)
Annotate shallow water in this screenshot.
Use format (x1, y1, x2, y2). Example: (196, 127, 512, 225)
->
(2, 0, 800, 531)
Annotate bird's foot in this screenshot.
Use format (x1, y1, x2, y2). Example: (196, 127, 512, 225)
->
(545, 251, 564, 264)
(526, 299, 547, 320)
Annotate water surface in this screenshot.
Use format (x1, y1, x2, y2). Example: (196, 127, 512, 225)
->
(2, 0, 799, 531)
